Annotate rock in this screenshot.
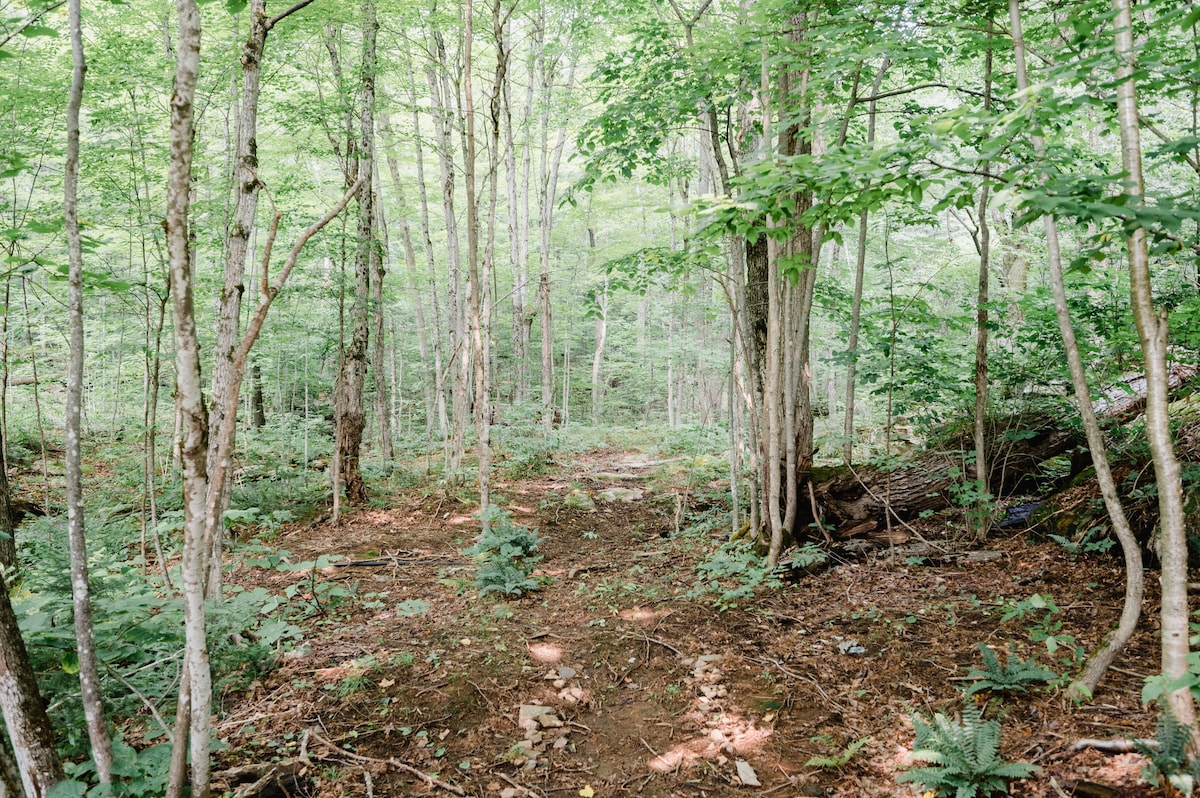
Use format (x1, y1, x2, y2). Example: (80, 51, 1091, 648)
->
(736, 760, 761, 787)
(557, 666, 578, 679)
(518, 705, 555, 723)
(837, 640, 866, 655)
(598, 486, 644, 502)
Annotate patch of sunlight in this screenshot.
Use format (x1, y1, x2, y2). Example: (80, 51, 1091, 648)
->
(648, 714, 772, 772)
(527, 642, 564, 663)
(447, 513, 475, 526)
(617, 607, 669, 623)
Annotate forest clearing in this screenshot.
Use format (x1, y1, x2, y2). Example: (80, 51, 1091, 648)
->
(118, 441, 1171, 798)
(4, 0, 1200, 794)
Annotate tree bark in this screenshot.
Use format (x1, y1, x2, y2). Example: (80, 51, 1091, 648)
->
(64, 0, 114, 778)
(0, 565, 62, 797)
(332, 0, 377, 510)
(164, 0, 213, 791)
(1110, 0, 1194, 726)
(971, 31, 994, 542)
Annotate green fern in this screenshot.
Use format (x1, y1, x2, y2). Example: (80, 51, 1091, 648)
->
(898, 705, 1038, 798)
(805, 735, 870, 769)
(466, 507, 543, 596)
(1137, 711, 1200, 796)
(963, 643, 1057, 697)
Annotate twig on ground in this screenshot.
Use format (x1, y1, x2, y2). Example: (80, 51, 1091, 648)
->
(625, 633, 682, 657)
(310, 728, 466, 796)
(497, 771, 545, 798)
(1070, 738, 1156, 754)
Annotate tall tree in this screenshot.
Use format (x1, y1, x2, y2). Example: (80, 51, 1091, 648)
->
(332, 0, 378, 513)
(1111, 0, 1195, 727)
(1008, 0, 1143, 701)
(206, 0, 316, 597)
(163, 0, 213, 791)
(63, 0, 114, 779)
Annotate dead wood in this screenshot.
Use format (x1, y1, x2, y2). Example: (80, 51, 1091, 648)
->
(812, 365, 1195, 542)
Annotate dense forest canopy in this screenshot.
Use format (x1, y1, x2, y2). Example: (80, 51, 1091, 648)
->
(1, 0, 1200, 793)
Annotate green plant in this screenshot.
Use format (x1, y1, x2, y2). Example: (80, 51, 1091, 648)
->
(690, 541, 823, 611)
(1048, 525, 1115, 556)
(805, 735, 870, 769)
(898, 705, 1038, 798)
(466, 507, 543, 596)
(1137, 711, 1200, 796)
(963, 644, 1057, 697)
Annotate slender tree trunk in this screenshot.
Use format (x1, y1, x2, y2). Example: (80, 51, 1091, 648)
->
(63, 0, 113, 779)
(842, 60, 888, 467)
(1111, 0, 1194, 726)
(405, 71, 451, 451)
(972, 31, 994, 542)
(427, 36, 468, 475)
(206, 0, 314, 595)
(370, 162, 392, 461)
(535, 33, 576, 431)
(164, 0, 213, 791)
(333, 0, 377, 509)
(379, 113, 436, 448)
(464, 0, 493, 527)
(1009, 0, 1143, 702)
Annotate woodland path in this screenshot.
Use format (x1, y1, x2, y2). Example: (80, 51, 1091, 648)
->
(215, 449, 1163, 797)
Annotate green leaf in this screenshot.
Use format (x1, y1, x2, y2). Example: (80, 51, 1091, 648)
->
(226, 0, 249, 12)
(61, 649, 80, 674)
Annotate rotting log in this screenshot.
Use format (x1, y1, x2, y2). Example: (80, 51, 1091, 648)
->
(811, 366, 1195, 543)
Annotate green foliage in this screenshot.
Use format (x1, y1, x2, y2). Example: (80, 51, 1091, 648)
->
(690, 541, 823, 610)
(898, 705, 1039, 798)
(466, 507, 543, 597)
(805, 735, 870, 769)
(50, 738, 172, 798)
(963, 644, 1057, 698)
(1136, 711, 1200, 796)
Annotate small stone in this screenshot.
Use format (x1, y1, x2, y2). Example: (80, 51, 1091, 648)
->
(500, 789, 520, 798)
(557, 666, 577, 679)
(524, 730, 544, 744)
(736, 760, 761, 787)
(518, 705, 555, 723)
(539, 715, 564, 728)
(553, 679, 566, 689)
(553, 735, 570, 749)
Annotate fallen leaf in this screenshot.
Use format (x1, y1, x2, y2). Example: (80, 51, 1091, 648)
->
(579, 785, 595, 798)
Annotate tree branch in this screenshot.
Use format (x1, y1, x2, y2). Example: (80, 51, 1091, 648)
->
(265, 0, 316, 30)
(0, 0, 67, 50)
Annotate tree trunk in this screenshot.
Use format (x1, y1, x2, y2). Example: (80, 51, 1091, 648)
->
(164, 0, 213, 791)
(464, 0, 493, 527)
(427, 35, 468, 476)
(1110, 0, 1194, 726)
(333, 0, 377, 510)
(0, 565, 62, 798)
(379, 113, 436, 450)
(843, 59, 888, 467)
(370, 159, 392, 461)
(64, 0, 113, 778)
(971, 32, 994, 542)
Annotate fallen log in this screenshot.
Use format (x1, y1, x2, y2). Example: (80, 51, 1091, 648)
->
(811, 365, 1195, 542)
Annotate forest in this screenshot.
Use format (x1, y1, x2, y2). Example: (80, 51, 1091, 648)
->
(0, 0, 1199, 794)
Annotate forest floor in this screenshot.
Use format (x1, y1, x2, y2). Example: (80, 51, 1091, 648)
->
(213, 447, 1167, 798)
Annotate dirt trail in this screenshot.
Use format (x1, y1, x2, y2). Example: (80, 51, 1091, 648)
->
(216, 450, 1161, 797)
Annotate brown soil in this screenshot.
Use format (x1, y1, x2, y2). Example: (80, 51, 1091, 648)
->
(214, 449, 1166, 798)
